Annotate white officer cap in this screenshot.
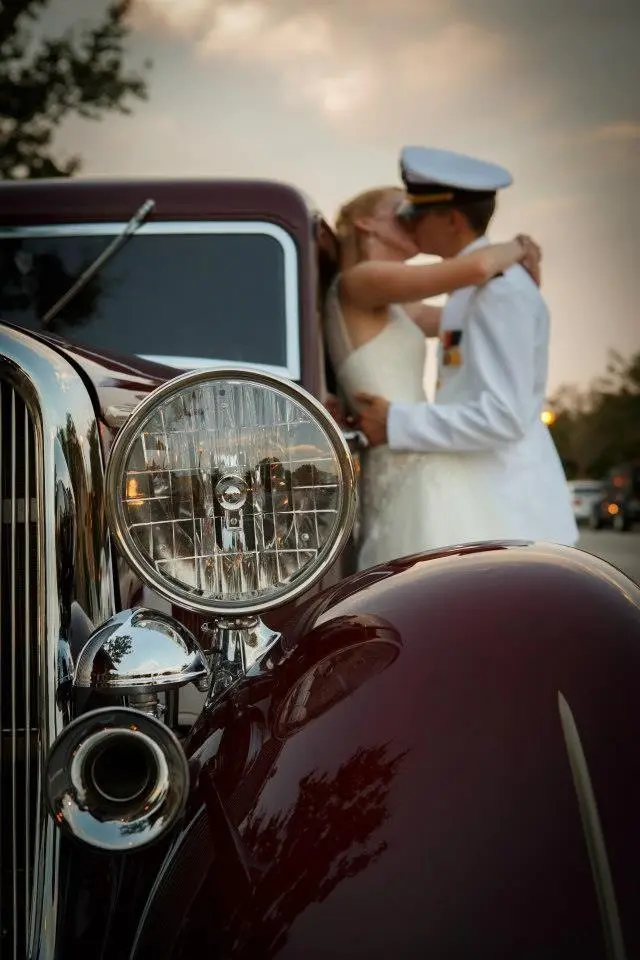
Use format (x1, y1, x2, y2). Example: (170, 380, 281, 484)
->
(398, 146, 513, 220)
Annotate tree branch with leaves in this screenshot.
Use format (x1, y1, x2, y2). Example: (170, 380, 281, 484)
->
(0, 0, 151, 179)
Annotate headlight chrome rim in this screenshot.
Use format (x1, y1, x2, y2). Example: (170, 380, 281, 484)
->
(105, 366, 357, 615)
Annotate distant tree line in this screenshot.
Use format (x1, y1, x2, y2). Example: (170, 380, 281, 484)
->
(549, 350, 640, 479)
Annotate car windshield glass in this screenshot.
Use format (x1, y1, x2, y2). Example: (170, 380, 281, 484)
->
(0, 222, 300, 378)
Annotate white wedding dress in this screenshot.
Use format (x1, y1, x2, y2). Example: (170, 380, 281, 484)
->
(324, 279, 504, 570)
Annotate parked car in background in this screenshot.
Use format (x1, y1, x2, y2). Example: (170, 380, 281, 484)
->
(3, 176, 640, 958)
(567, 478, 605, 524)
(590, 462, 640, 532)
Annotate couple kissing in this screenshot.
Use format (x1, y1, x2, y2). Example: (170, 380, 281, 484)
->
(323, 145, 577, 570)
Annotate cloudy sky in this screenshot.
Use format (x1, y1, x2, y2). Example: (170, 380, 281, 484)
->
(49, 0, 639, 394)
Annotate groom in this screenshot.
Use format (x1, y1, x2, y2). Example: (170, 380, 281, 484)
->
(355, 145, 578, 546)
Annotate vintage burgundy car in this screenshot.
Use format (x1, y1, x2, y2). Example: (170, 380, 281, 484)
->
(1, 177, 640, 959)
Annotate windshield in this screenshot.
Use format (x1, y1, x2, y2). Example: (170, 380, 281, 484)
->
(0, 221, 300, 378)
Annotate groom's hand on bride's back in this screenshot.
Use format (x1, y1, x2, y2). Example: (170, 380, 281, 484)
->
(353, 392, 390, 446)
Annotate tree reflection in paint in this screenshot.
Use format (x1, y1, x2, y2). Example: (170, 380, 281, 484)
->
(224, 743, 407, 958)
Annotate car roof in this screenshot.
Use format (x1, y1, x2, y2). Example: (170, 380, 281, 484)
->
(0, 176, 331, 230)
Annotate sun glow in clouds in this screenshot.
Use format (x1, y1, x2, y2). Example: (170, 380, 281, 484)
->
(302, 68, 377, 115)
(133, 0, 213, 33)
(199, 1, 267, 53)
(134, 0, 373, 118)
(199, 4, 331, 60)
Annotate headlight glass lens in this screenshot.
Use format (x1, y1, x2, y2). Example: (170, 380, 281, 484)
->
(109, 374, 353, 612)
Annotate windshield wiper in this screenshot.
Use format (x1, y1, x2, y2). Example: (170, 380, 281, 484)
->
(41, 197, 156, 329)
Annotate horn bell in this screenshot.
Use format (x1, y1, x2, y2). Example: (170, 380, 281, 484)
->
(45, 706, 190, 851)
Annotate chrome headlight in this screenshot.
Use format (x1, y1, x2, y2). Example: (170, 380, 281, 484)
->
(105, 368, 356, 614)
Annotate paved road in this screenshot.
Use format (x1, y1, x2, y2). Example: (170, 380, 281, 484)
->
(577, 528, 640, 585)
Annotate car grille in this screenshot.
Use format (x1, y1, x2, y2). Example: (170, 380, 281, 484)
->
(0, 376, 40, 958)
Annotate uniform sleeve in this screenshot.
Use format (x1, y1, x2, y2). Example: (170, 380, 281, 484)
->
(387, 284, 537, 452)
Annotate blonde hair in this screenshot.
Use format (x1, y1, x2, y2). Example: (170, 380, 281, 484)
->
(334, 186, 401, 264)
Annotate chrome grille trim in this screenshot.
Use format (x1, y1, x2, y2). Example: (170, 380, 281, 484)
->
(0, 327, 116, 959)
(1, 377, 39, 958)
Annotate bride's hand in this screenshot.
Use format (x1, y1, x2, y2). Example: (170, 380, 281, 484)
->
(515, 234, 542, 286)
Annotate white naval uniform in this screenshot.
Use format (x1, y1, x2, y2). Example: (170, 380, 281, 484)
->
(387, 237, 578, 545)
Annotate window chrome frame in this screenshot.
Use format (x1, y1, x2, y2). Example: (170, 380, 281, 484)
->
(0, 220, 301, 380)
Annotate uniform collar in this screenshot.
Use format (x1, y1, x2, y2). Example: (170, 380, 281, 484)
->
(457, 235, 490, 257)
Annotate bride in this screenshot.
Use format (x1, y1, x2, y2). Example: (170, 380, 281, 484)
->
(323, 186, 541, 570)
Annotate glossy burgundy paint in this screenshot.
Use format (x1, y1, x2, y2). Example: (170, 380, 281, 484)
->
(132, 540, 640, 959)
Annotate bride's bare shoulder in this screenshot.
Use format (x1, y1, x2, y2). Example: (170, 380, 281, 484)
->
(332, 271, 386, 319)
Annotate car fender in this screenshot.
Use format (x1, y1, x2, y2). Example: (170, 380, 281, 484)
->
(132, 541, 640, 959)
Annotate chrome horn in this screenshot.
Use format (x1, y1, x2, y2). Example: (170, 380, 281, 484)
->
(74, 608, 209, 716)
(45, 706, 189, 850)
